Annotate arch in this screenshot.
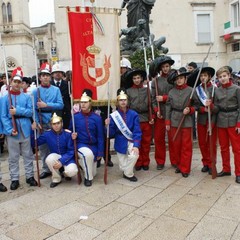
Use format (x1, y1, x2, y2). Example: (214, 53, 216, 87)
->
(2, 3, 7, 23)
(7, 2, 12, 22)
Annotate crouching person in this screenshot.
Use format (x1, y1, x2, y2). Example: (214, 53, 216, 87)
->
(70, 90, 104, 187)
(36, 113, 78, 188)
(105, 89, 142, 182)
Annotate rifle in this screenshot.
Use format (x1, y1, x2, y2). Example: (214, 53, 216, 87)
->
(0, 34, 17, 133)
(141, 37, 153, 122)
(31, 95, 40, 186)
(104, 82, 111, 184)
(173, 44, 212, 141)
(69, 81, 82, 185)
(203, 82, 217, 179)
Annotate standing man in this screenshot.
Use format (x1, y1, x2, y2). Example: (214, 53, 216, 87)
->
(71, 90, 104, 187)
(51, 63, 71, 129)
(105, 89, 142, 182)
(151, 56, 176, 170)
(126, 69, 154, 170)
(1, 67, 38, 190)
(32, 63, 64, 179)
(36, 113, 78, 188)
(120, 58, 132, 89)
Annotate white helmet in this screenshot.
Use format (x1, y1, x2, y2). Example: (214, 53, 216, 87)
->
(52, 63, 65, 74)
(120, 58, 131, 69)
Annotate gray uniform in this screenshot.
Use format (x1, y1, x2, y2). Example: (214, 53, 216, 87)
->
(127, 87, 150, 122)
(214, 84, 240, 128)
(151, 76, 173, 119)
(197, 84, 217, 125)
(166, 86, 200, 127)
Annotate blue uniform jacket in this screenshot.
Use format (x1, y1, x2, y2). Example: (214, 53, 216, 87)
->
(109, 109, 142, 154)
(37, 129, 75, 166)
(32, 85, 64, 124)
(0, 97, 3, 134)
(69, 111, 104, 161)
(1, 92, 32, 138)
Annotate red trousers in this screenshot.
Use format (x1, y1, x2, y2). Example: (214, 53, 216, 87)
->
(218, 127, 240, 176)
(197, 123, 217, 168)
(154, 118, 176, 165)
(171, 127, 192, 174)
(136, 122, 152, 167)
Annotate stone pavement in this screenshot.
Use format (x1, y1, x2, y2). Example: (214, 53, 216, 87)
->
(0, 147, 240, 240)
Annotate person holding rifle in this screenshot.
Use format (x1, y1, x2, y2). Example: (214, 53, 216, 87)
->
(150, 56, 176, 170)
(70, 90, 104, 187)
(165, 69, 199, 178)
(35, 113, 78, 188)
(105, 89, 142, 182)
(1, 67, 38, 190)
(32, 63, 64, 180)
(195, 67, 217, 175)
(126, 69, 154, 171)
(213, 67, 240, 183)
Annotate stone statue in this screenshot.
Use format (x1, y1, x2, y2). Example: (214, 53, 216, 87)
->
(119, 0, 156, 36)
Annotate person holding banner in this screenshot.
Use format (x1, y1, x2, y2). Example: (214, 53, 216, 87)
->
(1, 67, 38, 190)
(151, 56, 176, 170)
(126, 69, 153, 171)
(32, 63, 64, 180)
(165, 69, 199, 178)
(196, 67, 217, 174)
(105, 89, 142, 182)
(214, 67, 240, 183)
(71, 90, 104, 187)
(35, 113, 78, 188)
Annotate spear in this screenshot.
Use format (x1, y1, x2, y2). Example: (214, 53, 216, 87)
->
(173, 44, 212, 141)
(0, 34, 17, 134)
(104, 81, 111, 184)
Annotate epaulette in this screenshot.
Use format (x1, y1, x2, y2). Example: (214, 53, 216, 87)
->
(64, 129, 72, 133)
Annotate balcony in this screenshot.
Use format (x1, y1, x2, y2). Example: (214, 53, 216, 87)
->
(222, 21, 240, 43)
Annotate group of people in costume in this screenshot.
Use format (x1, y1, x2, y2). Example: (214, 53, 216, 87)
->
(1, 55, 240, 193)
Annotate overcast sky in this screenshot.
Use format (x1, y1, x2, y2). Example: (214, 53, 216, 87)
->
(28, 0, 55, 27)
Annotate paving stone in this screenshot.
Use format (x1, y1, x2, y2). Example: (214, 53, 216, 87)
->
(117, 185, 162, 207)
(46, 223, 101, 240)
(6, 220, 58, 240)
(231, 223, 240, 240)
(82, 202, 136, 231)
(95, 213, 153, 240)
(134, 215, 195, 240)
(186, 215, 238, 240)
(0, 235, 12, 240)
(38, 201, 97, 230)
(144, 174, 178, 189)
(165, 194, 215, 223)
(99, 182, 134, 196)
(135, 184, 191, 219)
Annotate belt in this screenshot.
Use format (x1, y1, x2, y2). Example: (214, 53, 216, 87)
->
(14, 116, 29, 119)
(219, 107, 238, 112)
(37, 109, 53, 113)
(172, 108, 183, 112)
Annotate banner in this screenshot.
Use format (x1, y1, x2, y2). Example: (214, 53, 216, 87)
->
(68, 7, 120, 104)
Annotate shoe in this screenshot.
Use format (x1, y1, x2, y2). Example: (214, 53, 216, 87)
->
(208, 168, 212, 175)
(0, 183, 7, 192)
(97, 160, 101, 168)
(123, 174, 138, 182)
(84, 178, 92, 187)
(26, 177, 38, 186)
(175, 168, 181, 174)
(182, 173, 189, 178)
(50, 182, 61, 188)
(135, 166, 142, 171)
(65, 177, 72, 181)
(40, 172, 52, 179)
(201, 165, 209, 172)
(217, 171, 231, 177)
(142, 166, 149, 171)
(157, 164, 164, 170)
(107, 159, 114, 167)
(171, 164, 177, 169)
(236, 176, 240, 184)
(10, 180, 19, 190)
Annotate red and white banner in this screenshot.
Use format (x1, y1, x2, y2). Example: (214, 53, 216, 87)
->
(68, 7, 120, 103)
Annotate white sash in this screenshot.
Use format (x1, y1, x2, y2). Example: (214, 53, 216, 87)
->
(196, 84, 208, 106)
(110, 111, 133, 141)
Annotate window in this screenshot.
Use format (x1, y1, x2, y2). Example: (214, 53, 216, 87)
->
(232, 42, 240, 52)
(2, 2, 12, 23)
(39, 41, 44, 49)
(231, 1, 240, 27)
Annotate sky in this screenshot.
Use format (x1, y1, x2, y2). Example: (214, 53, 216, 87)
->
(28, 0, 55, 27)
